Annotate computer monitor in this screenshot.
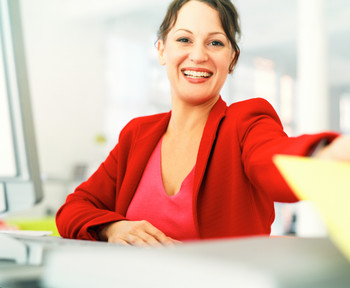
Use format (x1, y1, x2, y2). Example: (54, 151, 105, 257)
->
(0, 0, 43, 213)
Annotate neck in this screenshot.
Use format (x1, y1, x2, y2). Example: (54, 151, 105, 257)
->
(167, 95, 219, 138)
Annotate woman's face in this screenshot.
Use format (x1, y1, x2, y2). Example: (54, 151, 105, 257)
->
(157, 0, 235, 106)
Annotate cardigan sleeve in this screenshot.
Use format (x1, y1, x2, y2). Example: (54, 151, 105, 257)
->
(237, 98, 339, 202)
(55, 143, 127, 241)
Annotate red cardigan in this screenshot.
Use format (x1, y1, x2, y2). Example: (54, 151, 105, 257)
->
(56, 97, 338, 240)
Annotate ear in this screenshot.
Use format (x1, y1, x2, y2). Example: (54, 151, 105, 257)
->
(228, 50, 237, 73)
(157, 39, 166, 66)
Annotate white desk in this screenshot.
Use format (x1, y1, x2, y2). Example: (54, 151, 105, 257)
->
(42, 236, 350, 288)
(1, 235, 350, 288)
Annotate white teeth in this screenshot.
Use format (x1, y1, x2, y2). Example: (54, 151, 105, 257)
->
(183, 70, 212, 78)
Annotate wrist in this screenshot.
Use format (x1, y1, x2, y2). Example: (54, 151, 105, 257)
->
(98, 222, 115, 241)
(98, 220, 126, 241)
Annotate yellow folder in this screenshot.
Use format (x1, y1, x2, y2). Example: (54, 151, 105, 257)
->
(273, 155, 350, 261)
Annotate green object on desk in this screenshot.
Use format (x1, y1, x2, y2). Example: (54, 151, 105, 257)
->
(6, 217, 60, 237)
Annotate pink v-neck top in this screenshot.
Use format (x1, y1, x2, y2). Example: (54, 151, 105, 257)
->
(126, 138, 199, 241)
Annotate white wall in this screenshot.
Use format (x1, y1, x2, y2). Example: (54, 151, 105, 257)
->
(21, 0, 108, 180)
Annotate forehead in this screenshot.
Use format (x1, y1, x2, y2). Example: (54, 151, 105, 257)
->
(172, 1, 224, 33)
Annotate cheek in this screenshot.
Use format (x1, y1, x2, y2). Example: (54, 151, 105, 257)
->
(217, 53, 233, 73)
(167, 55, 183, 69)
(164, 45, 188, 66)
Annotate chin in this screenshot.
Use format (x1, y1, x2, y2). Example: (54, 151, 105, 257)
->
(179, 93, 219, 106)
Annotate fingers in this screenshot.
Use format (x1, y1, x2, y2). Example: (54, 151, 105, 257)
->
(141, 221, 177, 246)
(105, 220, 181, 247)
(316, 136, 350, 161)
(110, 238, 129, 246)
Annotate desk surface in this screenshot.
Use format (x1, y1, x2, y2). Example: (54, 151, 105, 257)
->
(41, 236, 350, 288)
(1, 235, 349, 288)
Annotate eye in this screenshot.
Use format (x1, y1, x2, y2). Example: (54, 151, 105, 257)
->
(210, 40, 224, 47)
(176, 37, 190, 43)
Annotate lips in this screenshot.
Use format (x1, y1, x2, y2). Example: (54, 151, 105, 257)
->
(182, 68, 213, 79)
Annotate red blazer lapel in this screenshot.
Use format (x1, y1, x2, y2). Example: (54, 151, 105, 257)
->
(192, 97, 227, 233)
(117, 97, 227, 221)
(116, 112, 171, 215)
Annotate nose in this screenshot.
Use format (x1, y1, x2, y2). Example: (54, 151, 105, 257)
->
(189, 43, 208, 63)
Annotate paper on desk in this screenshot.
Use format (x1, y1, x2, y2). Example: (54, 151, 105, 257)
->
(273, 155, 350, 261)
(0, 230, 52, 236)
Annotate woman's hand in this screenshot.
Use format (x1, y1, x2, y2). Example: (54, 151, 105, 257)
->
(99, 220, 180, 247)
(315, 135, 350, 161)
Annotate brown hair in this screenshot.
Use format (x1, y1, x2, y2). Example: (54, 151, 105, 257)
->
(157, 0, 241, 73)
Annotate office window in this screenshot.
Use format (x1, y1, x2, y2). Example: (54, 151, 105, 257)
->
(339, 93, 350, 133)
(253, 58, 277, 108)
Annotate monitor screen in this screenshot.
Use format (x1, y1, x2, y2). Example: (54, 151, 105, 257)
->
(0, 0, 43, 213)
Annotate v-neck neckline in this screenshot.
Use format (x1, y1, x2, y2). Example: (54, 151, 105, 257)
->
(157, 137, 195, 198)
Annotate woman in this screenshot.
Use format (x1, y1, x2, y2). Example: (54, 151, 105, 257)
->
(56, 0, 350, 246)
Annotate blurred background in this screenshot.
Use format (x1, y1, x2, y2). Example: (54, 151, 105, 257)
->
(8, 0, 350, 236)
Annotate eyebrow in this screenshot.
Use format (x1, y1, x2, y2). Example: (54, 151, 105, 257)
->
(174, 28, 226, 37)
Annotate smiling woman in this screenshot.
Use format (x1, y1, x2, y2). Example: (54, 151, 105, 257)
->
(56, 0, 348, 246)
(157, 1, 235, 108)
(157, 0, 241, 73)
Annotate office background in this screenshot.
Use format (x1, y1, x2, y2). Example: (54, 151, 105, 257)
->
(8, 0, 350, 235)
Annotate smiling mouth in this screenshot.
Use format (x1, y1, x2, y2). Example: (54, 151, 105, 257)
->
(183, 70, 213, 79)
